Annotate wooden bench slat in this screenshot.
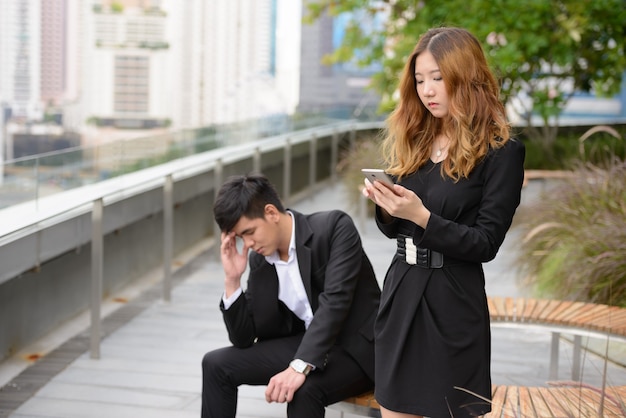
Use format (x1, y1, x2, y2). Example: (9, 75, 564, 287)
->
(537, 386, 572, 416)
(502, 385, 519, 417)
(580, 387, 625, 417)
(527, 299, 552, 322)
(542, 299, 574, 325)
(487, 296, 500, 321)
(526, 386, 553, 417)
(592, 308, 626, 334)
(605, 385, 626, 415)
(572, 304, 612, 327)
(514, 297, 525, 322)
(504, 297, 515, 321)
(548, 387, 581, 415)
(564, 302, 601, 327)
(561, 387, 607, 416)
(574, 387, 607, 415)
(582, 305, 616, 326)
(492, 296, 507, 321)
(483, 384, 506, 418)
(551, 300, 587, 325)
(343, 390, 378, 409)
(535, 299, 566, 323)
(521, 298, 538, 322)
(517, 386, 536, 417)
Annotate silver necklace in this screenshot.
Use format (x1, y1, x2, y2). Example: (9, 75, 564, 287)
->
(435, 140, 450, 158)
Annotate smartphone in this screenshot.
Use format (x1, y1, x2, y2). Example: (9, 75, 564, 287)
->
(361, 168, 395, 189)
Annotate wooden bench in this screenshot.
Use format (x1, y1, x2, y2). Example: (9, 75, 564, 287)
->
(522, 169, 576, 188)
(488, 384, 626, 417)
(489, 296, 626, 381)
(523, 169, 577, 181)
(331, 296, 626, 417)
(334, 384, 626, 417)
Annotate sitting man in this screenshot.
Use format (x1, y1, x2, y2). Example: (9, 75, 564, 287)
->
(201, 173, 381, 418)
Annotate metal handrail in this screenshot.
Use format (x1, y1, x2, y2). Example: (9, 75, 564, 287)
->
(0, 119, 385, 359)
(0, 114, 381, 210)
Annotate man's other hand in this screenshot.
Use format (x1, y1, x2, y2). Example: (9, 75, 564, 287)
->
(264, 367, 306, 403)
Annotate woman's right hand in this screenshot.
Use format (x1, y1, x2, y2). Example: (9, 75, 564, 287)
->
(364, 178, 431, 228)
(362, 178, 395, 223)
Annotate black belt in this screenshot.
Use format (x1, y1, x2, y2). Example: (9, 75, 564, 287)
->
(396, 234, 444, 268)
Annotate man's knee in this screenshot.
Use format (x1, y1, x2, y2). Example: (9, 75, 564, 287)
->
(288, 383, 326, 418)
(292, 380, 326, 405)
(202, 348, 228, 376)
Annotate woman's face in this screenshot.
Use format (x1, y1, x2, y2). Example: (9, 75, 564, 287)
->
(414, 50, 449, 118)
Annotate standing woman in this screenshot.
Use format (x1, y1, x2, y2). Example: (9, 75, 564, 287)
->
(362, 27, 525, 417)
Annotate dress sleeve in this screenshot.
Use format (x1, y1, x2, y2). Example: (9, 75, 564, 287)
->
(417, 139, 526, 262)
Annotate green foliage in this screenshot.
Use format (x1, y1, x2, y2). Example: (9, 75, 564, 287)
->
(515, 160, 626, 306)
(111, 2, 124, 13)
(521, 125, 626, 169)
(304, 0, 626, 145)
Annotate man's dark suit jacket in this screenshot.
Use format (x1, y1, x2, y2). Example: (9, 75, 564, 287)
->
(220, 209, 381, 380)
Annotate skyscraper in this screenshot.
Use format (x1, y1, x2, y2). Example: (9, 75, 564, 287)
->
(41, 0, 67, 107)
(0, 0, 42, 120)
(79, 0, 170, 129)
(164, 0, 297, 128)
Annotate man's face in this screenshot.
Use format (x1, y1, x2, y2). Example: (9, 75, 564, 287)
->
(230, 209, 281, 257)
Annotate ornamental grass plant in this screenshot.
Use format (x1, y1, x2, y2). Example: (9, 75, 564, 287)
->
(336, 132, 385, 214)
(515, 158, 626, 307)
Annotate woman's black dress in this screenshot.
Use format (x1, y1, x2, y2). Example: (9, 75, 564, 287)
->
(374, 139, 525, 417)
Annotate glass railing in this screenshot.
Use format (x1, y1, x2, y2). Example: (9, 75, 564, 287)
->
(0, 112, 375, 209)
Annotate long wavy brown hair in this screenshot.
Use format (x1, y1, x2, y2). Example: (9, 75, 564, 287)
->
(382, 27, 511, 181)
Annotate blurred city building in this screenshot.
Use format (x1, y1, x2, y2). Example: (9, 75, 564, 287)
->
(0, 0, 42, 121)
(297, 0, 382, 119)
(77, 0, 170, 130)
(1, 0, 623, 165)
(162, 0, 300, 128)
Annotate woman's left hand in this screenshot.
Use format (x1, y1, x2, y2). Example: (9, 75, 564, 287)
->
(363, 178, 431, 228)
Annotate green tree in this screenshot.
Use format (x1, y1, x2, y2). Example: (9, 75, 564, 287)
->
(304, 0, 626, 146)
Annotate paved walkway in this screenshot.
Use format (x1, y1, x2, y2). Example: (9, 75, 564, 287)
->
(1, 181, 625, 418)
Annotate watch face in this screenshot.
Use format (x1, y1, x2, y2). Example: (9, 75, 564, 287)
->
(290, 359, 309, 374)
(291, 359, 305, 372)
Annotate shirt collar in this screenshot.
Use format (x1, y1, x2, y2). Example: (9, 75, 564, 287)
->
(265, 211, 296, 265)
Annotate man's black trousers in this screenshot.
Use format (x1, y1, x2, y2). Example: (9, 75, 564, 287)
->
(201, 334, 373, 418)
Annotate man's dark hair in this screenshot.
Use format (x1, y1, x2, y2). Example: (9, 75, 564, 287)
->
(213, 173, 286, 232)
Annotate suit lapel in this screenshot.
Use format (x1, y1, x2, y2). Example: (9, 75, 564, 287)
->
(292, 211, 314, 305)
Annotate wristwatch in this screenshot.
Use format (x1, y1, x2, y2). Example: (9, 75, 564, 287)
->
(289, 359, 312, 376)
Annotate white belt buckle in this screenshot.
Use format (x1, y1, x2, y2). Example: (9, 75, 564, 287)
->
(405, 237, 417, 265)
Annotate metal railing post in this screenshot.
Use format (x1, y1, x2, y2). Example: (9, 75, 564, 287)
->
(283, 139, 292, 204)
(359, 189, 367, 234)
(331, 130, 339, 183)
(214, 160, 224, 258)
(34, 158, 40, 210)
(549, 332, 560, 380)
(163, 174, 173, 302)
(90, 198, 104, 359)
(253, 147, 261, 173)
(309, 134, 317, 198)
(571, 335, 582, 381)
